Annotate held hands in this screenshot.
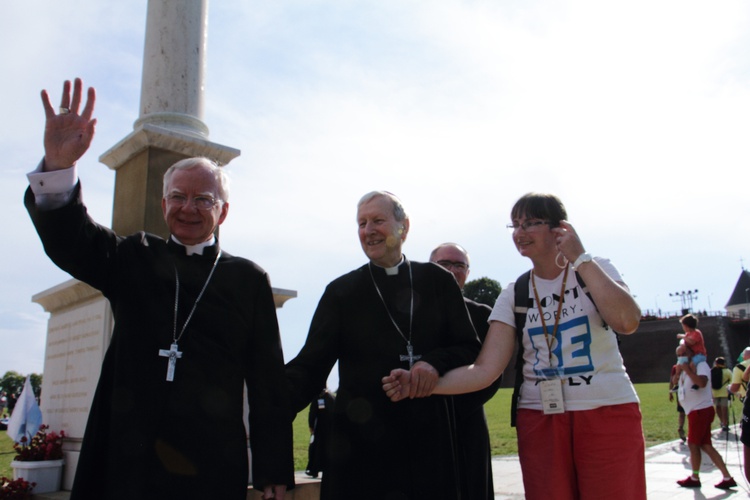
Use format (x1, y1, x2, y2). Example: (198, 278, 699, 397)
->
(40, 78, 97, 171)
(551, 221, 586, 265)
(382, 361, 438, 402)
(410, 361, 439, 397)
(382, 369, 412, 402)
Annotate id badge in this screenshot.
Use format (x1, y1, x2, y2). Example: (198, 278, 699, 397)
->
(540, 379, 565, 414)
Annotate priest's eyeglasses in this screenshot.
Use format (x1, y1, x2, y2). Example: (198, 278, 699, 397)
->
(166, 194, 220, 211)
(436, 260, 469, 271)
(506, 219, 549, 233)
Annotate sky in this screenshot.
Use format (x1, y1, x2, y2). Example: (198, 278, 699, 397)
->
(2, 0, 749, 391)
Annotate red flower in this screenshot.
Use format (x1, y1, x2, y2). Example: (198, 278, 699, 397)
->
(12, 425, 65, 462)
(0, 476, 36, 499)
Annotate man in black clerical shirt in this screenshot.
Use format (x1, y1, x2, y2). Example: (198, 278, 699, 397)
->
(25, 78, 293, 500)
(430, 243, 501, 500)
(286, 191, 481, 500)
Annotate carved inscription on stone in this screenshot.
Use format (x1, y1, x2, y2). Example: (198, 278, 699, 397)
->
(40, 298, 111, 438)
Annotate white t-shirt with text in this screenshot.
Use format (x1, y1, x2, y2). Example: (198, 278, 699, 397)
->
(489, 258, 639, 412)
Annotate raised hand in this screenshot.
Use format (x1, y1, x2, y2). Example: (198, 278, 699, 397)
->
(382, 368, 412, 402)
(40, 78, 97, 171)
(551, 220, 586, 264)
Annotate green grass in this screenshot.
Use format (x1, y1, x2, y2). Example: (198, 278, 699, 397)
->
(0, 430, 13, 479)
(637, 382, 743, 447)
(2, 383, 744, 477)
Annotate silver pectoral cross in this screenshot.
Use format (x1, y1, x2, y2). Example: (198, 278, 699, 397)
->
(158, 343, 183, 382)
(399, 343, 422, 368)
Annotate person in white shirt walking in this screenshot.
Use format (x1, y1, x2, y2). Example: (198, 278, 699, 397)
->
(674, 343, 737, 490)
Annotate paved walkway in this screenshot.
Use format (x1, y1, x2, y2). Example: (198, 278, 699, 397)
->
(28, 426, 750, 499)
(491, 426, 750, 499)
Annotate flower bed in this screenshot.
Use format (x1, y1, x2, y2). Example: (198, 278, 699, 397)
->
(12, 425, 64, 462)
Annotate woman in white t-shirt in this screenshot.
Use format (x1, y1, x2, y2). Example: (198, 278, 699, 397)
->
(383, 192, 645, 500)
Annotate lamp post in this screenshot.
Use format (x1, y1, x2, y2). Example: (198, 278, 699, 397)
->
(669, 290, 699, 315)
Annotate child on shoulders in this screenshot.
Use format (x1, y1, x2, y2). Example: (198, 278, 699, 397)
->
(677, 313, 706, 365)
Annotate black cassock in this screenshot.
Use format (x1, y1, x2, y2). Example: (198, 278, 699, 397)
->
(286, 259, 481, 500)
(306, 388, 335, 477)
(452, 298, 502, 500)
(25, 184, 294, 500)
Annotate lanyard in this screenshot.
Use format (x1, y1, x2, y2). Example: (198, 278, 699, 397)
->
(531, 264, 569, 365)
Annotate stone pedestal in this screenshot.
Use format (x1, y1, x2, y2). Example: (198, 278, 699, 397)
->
(33, 280, 112, 491)
(100, 124, 240, 238)
(99, 0, 239, 238)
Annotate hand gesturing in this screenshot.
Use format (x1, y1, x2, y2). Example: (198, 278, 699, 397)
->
(551, 220, 586, 265)
(40, 78, 97, 171)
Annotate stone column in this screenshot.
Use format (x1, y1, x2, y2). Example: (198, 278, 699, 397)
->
(136, 0, 209, 137)
(101, 0, 239, 238)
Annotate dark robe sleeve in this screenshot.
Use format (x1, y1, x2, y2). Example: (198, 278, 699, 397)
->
(244, 269, 295, 490)
(286, 283, 341, 413)
(416, 265, 481, 375)
(25, 183, 121, 296)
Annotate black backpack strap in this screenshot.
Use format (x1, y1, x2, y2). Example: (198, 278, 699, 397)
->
(510, 270, 531, 427)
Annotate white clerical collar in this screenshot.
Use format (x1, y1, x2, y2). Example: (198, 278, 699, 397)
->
(171, 235, 216, 256)
(372, 255, 405, 276)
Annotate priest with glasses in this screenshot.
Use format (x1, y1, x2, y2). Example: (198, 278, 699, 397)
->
(25, 78, 293, 500)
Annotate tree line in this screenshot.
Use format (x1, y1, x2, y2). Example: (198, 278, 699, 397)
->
(463, 277, 502, 307)
(1, 371, 43, 418)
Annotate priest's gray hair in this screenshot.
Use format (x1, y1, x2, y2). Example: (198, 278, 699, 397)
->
(163, 157, 230, 202)
(357, 191, 409, 222)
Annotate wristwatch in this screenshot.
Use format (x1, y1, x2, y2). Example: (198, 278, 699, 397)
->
(572, 252, 592, 270)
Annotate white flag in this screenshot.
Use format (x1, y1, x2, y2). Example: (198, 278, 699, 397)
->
(6, 376, 43, 443)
